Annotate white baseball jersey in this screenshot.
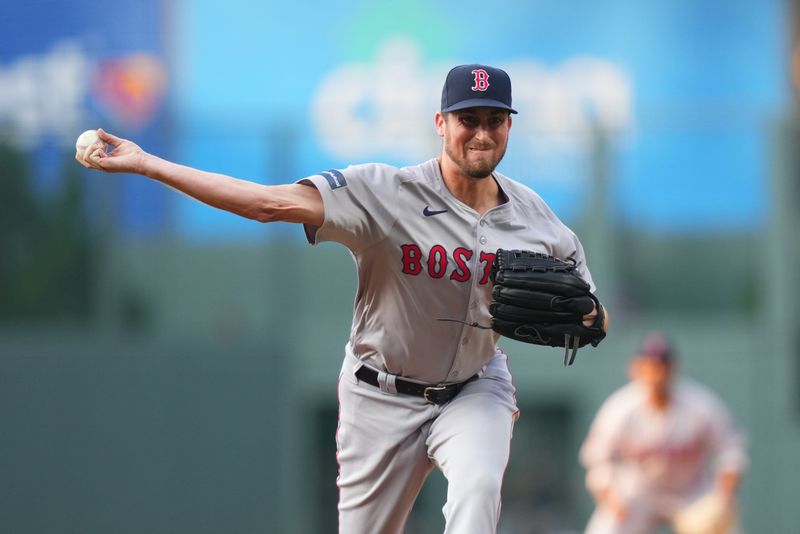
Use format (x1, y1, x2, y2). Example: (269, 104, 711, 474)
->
(580, 378, 748, 501)
(301, 158, 594, 384)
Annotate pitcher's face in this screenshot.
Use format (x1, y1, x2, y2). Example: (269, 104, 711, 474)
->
(437, 107, 511, 179)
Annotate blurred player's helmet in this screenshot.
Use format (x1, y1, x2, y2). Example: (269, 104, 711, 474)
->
(638, 331, 675, 363)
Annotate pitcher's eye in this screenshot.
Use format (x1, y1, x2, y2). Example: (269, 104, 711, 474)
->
(459, 116, 479, 128)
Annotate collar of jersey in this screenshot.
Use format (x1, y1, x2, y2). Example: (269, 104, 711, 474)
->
(428, 158, 512, 219)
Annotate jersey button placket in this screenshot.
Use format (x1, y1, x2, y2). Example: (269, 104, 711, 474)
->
(451, 217, 483, 377)
(474, 219, 488, 335)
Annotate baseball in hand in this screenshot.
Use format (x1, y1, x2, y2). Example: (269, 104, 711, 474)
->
(75, 129, 104, 155)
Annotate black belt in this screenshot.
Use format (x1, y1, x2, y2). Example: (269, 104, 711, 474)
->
(355, 366, 478, 405)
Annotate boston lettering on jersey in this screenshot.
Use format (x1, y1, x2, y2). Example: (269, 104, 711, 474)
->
(401, 244, 496, 284)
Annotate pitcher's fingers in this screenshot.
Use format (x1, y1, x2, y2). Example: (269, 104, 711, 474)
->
(87, 146, 108, 169)
(97, 128, 124, 148)
(79, 141, 103, 163)
(75, 152, 93, 168)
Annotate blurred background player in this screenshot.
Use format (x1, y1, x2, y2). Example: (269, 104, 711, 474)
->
(579, 332, 748, 534)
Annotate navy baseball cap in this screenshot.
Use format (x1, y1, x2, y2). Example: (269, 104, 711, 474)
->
(441, 64, 517, 114)
(636, 332, 675, 364)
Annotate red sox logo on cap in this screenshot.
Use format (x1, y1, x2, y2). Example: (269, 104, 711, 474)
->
(440, 64, 517, 114)
(471, 69, 490, 91)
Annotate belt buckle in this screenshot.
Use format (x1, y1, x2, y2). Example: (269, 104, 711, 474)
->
(423, 385, 448, 404)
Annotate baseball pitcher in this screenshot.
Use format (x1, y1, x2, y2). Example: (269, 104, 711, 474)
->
(77, 64, 608, 533)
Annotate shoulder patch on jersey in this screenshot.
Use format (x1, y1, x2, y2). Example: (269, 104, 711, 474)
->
(318, 169, 348, 190)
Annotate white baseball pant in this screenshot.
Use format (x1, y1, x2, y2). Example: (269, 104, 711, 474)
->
(336, 349, 518, 534)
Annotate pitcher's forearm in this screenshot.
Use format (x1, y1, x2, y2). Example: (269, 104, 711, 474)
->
(141, 154, 273, 220)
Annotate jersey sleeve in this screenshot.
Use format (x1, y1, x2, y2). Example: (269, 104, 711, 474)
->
(701, 389, 749, 475)
(561, 229, 596, 293)
(518, 184, 597, 292)
(298, 163, 401, 252)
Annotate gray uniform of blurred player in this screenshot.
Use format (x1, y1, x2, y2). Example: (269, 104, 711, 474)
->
(579, 332, 747, 534)
(77, 64, 607, 533)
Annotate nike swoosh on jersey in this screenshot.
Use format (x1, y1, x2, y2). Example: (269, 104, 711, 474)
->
(423, 206, 449, 217)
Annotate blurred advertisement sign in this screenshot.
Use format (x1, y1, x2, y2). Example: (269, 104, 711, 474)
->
(0, 42, 166, 148)
(311, 37, 632, 164)
(1, 0, 785, 239)
(93, 53, 167, 128)
(174, 0, 786, 238)
(0, 0, 170, 235)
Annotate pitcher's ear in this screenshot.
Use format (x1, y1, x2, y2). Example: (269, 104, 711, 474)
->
(435, 112, 446, 138)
